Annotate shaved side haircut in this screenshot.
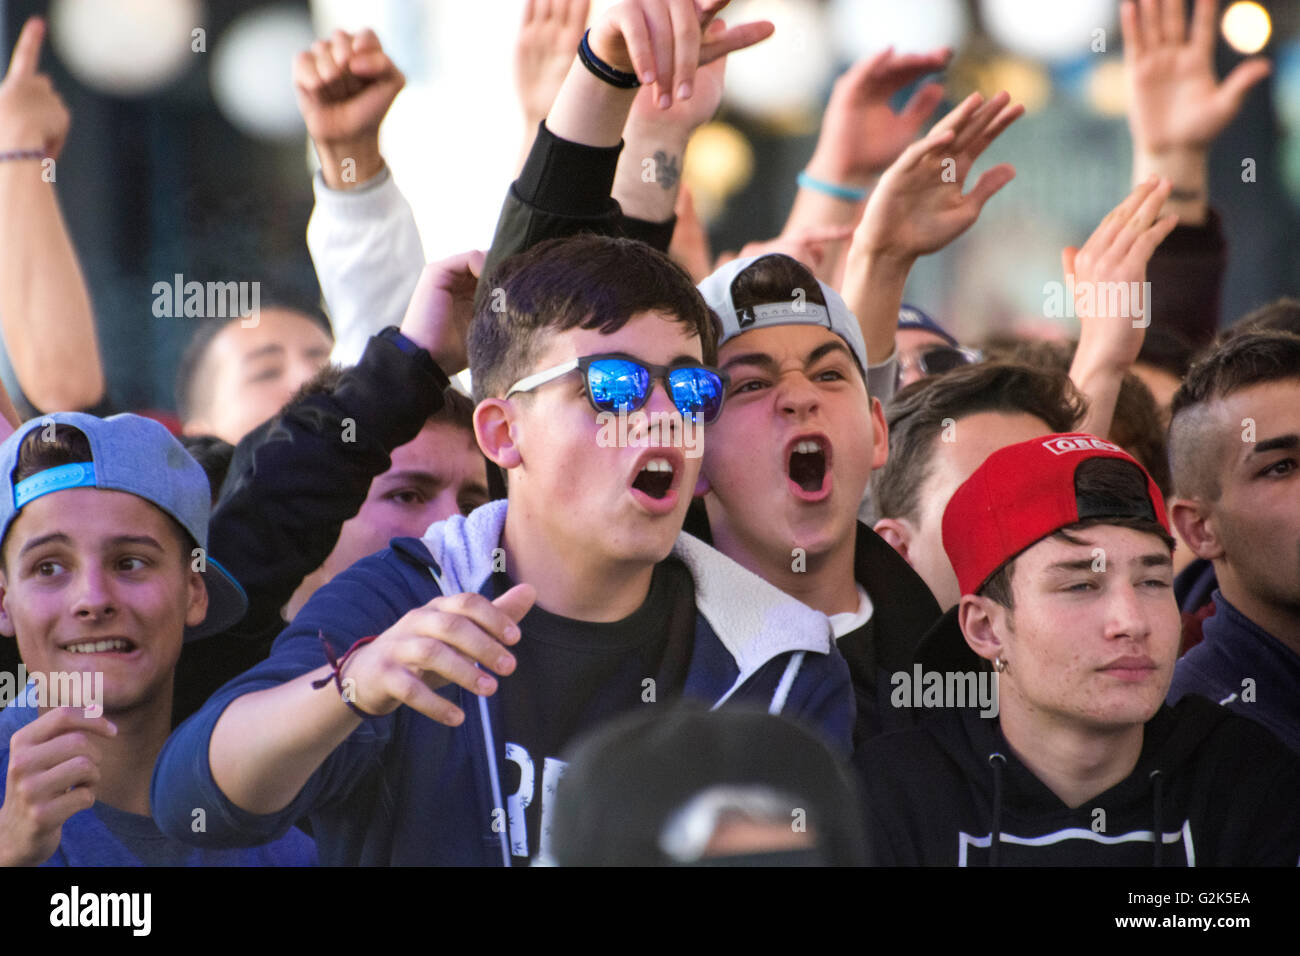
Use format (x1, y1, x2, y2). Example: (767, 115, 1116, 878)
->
(1167, 330, 1300, 501)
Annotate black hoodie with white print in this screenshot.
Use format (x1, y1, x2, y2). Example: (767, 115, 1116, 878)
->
(858, 694, 1300, 866)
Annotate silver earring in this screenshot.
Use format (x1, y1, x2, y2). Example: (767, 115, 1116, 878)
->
(995, 657, 1007, 674)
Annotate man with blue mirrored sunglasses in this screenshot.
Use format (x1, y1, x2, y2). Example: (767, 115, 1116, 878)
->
(505, 352, 729, 423)
(154, 233, 853, 867)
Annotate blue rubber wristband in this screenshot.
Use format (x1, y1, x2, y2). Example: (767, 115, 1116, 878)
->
(797, 170, 869, 202)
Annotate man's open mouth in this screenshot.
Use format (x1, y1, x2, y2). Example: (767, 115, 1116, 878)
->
(632, 457, 675, 500)
(788, 438, 829, 493)
(63, 638, 136, 655)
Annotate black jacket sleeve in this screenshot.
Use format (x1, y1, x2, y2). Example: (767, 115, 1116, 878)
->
(172, 330, 449, 724)
(475, 121, 677, 309)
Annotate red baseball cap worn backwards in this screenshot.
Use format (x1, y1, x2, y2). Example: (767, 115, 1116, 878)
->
(942, 433, 1171, 598)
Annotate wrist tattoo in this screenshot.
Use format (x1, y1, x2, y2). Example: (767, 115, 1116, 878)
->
(653, 150, 680, 191)
(1169, 188, 1205, 201)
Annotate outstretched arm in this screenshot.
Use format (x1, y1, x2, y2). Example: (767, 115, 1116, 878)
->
(842, 90, 1022, 368)
(782, 47, 950, 284)
(514, 0, 592, 172)
(611, 13, 771, 227)
(1067, 178, 1180, 439)
(1122, 0, 1269, 226)
(0, 17, 105, 412)
(479, 0, 771, 301)
(297, 27, 423, 366)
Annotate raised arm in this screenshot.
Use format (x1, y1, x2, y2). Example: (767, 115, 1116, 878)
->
(1122, 0, 1269, 227)
(297, 28, 424, 366)
(514, 0, 591, 172)
(782, 47, 949, 285)
(479, 0, 772, 303)
(170, 253, 483, 726)
(0, 17, 105, 413)
(1123, 0, 1266, 349)
(1067, 178, 1179, 439)
(842, 90, 1022, 367)
(611, 13, 770, 227)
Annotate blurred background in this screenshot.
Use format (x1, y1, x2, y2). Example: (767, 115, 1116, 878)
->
(2, 0, 1297, 412)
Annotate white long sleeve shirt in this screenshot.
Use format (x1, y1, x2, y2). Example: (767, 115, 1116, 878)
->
(306, 166, 426, 367)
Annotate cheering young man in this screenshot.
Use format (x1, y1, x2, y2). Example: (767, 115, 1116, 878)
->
(152, 233, 851, 866)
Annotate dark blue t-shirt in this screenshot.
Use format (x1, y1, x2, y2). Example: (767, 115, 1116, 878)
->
(493, 557, 696, 864)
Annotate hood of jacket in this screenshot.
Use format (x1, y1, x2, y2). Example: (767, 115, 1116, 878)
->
(408, 499, 845, 866)
(419, 499, 836, 688)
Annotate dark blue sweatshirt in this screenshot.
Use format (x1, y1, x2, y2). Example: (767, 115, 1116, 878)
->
(151, 501, 853, 865)
(1167, 589, 1300, 755)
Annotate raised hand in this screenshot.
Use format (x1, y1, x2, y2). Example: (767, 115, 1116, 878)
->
(613, 11, 770, 224)
(399, 250, 487, 377)
(840, 90, 1021, 367)
(1067, 177, 1179, 438)
(293, 28, 405, 189)
(626, 17, 731, 131)
(806, 46, 950, 189)
(516, 0, 591, 128)
(588, 0, 773, 110)
(0, 17, 69, 159)
(1123, 0, 1270, 154)
(1122, 0, 1270, 223)
(850, 90, 1023, 264)
(1068, 177, 1179, 357)
(0, 709, 116, 867)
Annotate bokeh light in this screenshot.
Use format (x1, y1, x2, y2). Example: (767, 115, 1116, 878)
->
(1222, 1, 1271, 55)
(50, 0, 202, 97)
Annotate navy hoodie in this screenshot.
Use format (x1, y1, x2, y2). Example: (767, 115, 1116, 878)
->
(859, 695, 1300, 866)
(1168, 589, 1300, 755)
(151, 500, 853, 865)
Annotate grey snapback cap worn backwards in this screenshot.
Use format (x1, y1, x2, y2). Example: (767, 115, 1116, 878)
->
(697, 253, 870, 372)
(0, 412, 247, 641)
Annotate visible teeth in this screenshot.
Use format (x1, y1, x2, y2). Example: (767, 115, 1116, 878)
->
(794, 440, 823, 455)
(66, 639, 129, 654)
(642, 459, 674, 473)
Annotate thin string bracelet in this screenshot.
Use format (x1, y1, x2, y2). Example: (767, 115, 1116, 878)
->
(311, 631, 383, 719)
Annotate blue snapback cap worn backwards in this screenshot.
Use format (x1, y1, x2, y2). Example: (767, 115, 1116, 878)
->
(0, 412, 247, 641)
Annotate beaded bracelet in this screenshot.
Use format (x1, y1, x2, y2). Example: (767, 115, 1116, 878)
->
(797, 170, 869, 203)
(311, 631, 383, 719)
(578, 29, 640, 89)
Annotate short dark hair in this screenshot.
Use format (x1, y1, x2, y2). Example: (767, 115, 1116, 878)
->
(467, 235, 717, 402)
(978, 458, 1176, 609)
(984, 337, 1171, 497)
(1168, 329, 1300, 499)
(174, 297, 333, 422)
(1223, 296, 1300, 340)
(727, 254, 867, 381)
(12, 423, 93, 485)
(431, 387, 476, 435)
(178, 434, 235, 505)
(3, 425, 192, 570)
(874, 362, 1086, 523)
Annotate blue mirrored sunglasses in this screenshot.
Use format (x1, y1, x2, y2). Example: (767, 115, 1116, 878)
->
(505, 353, 730, 424)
